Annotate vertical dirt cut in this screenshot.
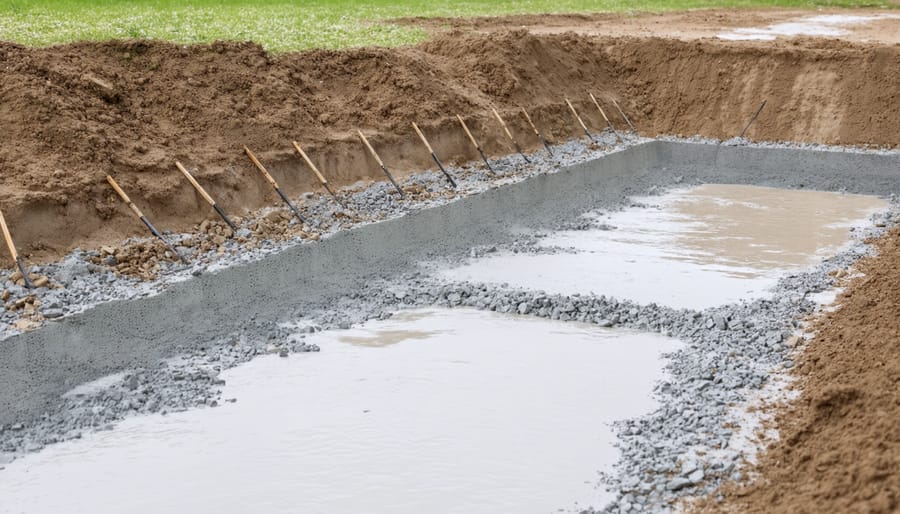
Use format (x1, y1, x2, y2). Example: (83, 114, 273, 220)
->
(0, 31, 897, 265)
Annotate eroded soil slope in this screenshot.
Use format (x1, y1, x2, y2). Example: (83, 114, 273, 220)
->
(0, 30, 897, 264)
(696, 227, 900, 513)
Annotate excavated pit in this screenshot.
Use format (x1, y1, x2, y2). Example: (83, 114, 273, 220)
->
(2, 141, 898, 425)
(0, 140, 898, 513)
(0, 140, 897, 513)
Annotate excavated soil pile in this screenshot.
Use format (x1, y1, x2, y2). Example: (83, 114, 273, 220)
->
(696, 228, 900, 514)
(0, 30, 897, 264)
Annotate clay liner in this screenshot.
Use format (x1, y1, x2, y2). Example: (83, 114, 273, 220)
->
(1, 141, 899, 426)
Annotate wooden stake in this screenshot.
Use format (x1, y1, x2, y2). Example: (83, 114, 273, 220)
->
(739, 100, 767, 139)
(412, 122, 457, 188)
(565, 98, 594, 142)
(520, 107, 553, 157)
(243, 146, 309, 225)
(589, 92, 622, 142)
(174, 161, 238, 232)
(456, 114, 494, 174)
(491, 107, 530, 163)
(291, 141, 346, 206)
(611, 98, 637, 133)
(106, 175, 188, 263)
(0, 208, 34, 288)
(357, 130, 405, 198)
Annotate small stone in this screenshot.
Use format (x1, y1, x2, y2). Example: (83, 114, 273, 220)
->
(125, 375, 140, 391)
(687, 468, 704, 484)
(42, 308, 64, 319)
(680, 459, 698, 476)
(666, 477, 692, 491)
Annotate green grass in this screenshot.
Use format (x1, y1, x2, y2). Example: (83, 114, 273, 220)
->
(0, 0, 894, 52)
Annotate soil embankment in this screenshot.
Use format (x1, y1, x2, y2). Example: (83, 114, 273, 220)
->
(699, 225, 900, 513)
(694, 226, 900, 513)
(0, 31, 898, 265)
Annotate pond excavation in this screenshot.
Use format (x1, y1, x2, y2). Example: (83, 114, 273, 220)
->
(0, 141, 897, 513)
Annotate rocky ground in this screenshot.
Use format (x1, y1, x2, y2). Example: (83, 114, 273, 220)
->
(0, 135, 897, 514)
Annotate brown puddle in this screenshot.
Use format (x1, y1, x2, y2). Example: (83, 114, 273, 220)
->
(444, 184, 887, 309)
(667, 184, 887, 272)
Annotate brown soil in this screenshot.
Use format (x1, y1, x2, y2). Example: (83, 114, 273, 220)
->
(0, 27, 898, 267)
(694, 226, 900, 513)
(396, 8, 900, 45)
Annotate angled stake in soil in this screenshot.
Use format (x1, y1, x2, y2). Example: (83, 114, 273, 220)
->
(611, 98, 637, 134)
(520, 107, 553, 157)
(174, 161, 238, 232)
(291, 141, 348, 209)
(565, 98, 595, 142)
(0, 208, 34, 288)
(357, 130, 405, 198)
(589, 92, 622, 142)
(491, 107, 530, 163)
(412, 122, 457, 188)
(739, 99, 767, 139)
(243, 146, 309, 225)
(105, 175, 188, 264)
(456, 114, 495, 175)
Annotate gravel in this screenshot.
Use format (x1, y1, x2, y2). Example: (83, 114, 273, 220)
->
(0, 131, 626, 340)
(0, 134, 898, 513)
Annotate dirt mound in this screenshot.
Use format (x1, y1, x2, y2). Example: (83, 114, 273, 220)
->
(695, 227, 900, 513)
(0, 31, 897, 266)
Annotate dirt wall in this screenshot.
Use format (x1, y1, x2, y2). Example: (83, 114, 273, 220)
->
(0, 31, 897, 265)
(694, 225, 900, 514)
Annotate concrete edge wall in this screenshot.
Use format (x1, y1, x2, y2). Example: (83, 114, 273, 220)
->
(1, 141, 897, 425)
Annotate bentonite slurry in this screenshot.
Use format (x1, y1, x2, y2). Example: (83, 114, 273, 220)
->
(0, 141, 898, 513)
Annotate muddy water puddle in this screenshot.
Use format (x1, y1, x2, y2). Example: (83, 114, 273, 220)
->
(0, 309, 681, 514)
(442, 184, 886, 309)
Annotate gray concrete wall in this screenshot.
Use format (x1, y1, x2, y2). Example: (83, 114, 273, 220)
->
(1, 141, 897, 425)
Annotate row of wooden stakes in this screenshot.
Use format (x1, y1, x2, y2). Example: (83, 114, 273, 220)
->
(1, 94, 636, 288)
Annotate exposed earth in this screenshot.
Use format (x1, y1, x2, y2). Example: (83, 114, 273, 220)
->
(0, 10, 898, 265)
(0, 7, 898, 514)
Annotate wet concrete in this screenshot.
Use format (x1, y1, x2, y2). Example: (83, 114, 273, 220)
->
(0, 309, 680, 514)
(442, 184, 887, 309)
(2, 141, 899, 427)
